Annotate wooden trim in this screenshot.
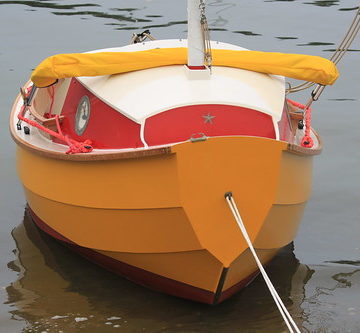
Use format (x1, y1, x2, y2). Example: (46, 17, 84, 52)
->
(12, 130, 173, 161)
(289, 111, 303, 120)
(29, 105, 65, 130)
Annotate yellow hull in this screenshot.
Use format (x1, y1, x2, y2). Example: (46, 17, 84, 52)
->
(17, 136, 313, 303)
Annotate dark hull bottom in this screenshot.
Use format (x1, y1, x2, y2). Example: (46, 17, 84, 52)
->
(27, 206, 259, 304)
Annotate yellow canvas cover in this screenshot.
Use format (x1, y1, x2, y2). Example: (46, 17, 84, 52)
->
(31, 48, 339, 88)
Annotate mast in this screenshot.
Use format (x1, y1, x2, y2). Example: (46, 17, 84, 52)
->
(187, 0, 205, 68)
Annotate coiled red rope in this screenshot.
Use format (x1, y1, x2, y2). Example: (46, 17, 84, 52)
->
(287, 99, 314, 148)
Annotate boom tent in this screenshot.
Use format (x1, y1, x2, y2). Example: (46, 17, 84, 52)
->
(31, 48, 339, 88)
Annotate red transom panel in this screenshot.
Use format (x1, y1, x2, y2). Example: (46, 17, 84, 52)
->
(144, 104, 275, 146)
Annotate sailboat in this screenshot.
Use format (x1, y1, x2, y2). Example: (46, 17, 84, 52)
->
(10, 0, 339, 304)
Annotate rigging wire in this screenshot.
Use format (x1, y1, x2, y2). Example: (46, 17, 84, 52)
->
(199, 0, 212, 67)
(287, 5, 360, 94)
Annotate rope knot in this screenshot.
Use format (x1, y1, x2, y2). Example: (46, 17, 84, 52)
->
(301, 135, 314, 148)
(65, 137, 93, 154)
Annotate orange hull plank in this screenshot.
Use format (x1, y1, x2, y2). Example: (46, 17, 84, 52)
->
(29, 206, 268, 304)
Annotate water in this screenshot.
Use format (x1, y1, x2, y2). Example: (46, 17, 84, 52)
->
(0, 1, 359, 332)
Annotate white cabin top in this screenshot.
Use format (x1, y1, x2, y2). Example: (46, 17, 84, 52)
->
(77, 39, 285, 124)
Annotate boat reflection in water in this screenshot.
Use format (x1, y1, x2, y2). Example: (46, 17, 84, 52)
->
(7, 208, 315, 332)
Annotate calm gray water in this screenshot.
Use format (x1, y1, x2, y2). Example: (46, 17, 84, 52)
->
(0, 1, 359, 332)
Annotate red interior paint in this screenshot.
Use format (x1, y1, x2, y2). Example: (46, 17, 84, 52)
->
(144, 104, 276, 146)
(57, 81, 277, 148)
(58, 79, 143, 149)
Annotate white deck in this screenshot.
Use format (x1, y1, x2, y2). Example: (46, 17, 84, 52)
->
(78, 39, 285, 124)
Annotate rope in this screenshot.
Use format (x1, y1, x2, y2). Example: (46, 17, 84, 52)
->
(225, 193, 301, 333)
(17, 85, 93, 154)
(287, 99, 314, 148)
(330, 5, 360, 65)
(17, 103, 93, 155)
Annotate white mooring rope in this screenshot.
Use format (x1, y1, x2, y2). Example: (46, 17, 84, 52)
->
(225, 192, 301, 333)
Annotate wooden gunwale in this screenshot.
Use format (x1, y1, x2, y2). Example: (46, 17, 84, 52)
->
(11, 130, 173, 161)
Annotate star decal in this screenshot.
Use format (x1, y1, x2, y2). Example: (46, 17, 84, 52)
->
(202, 113, 216, 124)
